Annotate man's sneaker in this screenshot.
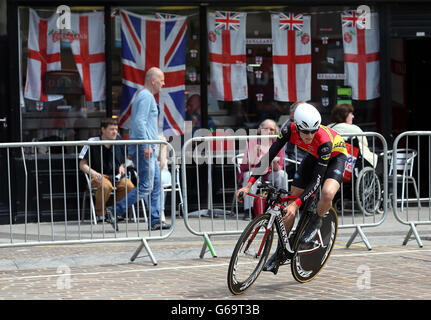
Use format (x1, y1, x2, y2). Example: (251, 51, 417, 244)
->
(150, 222, 171, 231)
(106, 207, 119, 232)
(299, 214, 323, 244)
(160, 222, 171, 229)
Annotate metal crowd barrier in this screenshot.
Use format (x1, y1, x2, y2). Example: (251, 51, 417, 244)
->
(0, 139, 177, 265)
(336, 132, 388, 250)
(392, 131, 431, 248)
(182, 134, 277, 258)
(181, 132, 388, 257)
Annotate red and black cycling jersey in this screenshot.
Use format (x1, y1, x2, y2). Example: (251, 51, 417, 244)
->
(248, 121, 348, 207)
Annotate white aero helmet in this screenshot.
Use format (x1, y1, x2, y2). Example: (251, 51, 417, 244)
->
(294, 103, 321, 131)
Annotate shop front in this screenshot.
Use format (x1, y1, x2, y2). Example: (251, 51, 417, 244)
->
(3, 0, 430, 220)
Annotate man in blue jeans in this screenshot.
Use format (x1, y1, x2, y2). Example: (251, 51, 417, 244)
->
(108, 67, 170, 232)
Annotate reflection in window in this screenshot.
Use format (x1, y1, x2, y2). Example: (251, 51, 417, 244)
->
(111, 7, 200, 138)
(206, 6, 380, 132)
(17, 5, 380, 145)
(19, 7, 106, 143)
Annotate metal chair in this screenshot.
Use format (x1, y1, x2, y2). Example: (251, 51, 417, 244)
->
(387, 148, 421, 212)
(82, 173, 147, 224)
(161, 165, 184, 217)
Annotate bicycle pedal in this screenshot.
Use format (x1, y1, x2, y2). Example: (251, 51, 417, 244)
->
(280, 259, 291, 266)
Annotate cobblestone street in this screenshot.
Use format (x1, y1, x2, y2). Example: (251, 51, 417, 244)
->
(0, 244, 430, 301)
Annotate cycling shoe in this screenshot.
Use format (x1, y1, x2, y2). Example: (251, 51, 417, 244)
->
(299, 214, 323, 244)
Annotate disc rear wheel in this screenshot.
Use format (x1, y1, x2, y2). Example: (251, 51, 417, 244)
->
(291, 208, 338, 283)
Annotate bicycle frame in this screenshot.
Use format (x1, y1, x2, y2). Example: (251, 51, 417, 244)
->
(246, 192, 318, 257)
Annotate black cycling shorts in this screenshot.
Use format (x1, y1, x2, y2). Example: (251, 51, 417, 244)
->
(292, 153, 347, 189)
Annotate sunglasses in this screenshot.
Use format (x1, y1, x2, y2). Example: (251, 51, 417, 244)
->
(300, 129, 318, 135)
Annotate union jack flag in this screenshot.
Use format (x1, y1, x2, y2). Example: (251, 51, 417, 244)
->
(155, 12, 177, 20)
(214, 11, 242, 31)
(342, 10, 367, 29)
(278, 12, 304, 31)
(119, 10, 187, 135)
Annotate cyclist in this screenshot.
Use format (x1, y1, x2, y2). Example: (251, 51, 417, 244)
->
(236, 103, 348, 274)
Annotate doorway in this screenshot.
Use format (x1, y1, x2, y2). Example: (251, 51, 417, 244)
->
(0, 35, 8, 142)
(0, 35, 9, 220)
(403, 38, 431, 196)
(405, 38, 431, 131)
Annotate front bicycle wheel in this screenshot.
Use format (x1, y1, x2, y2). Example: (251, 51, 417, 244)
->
(291, 207, 338, 283)
(227, 213, 274, 295)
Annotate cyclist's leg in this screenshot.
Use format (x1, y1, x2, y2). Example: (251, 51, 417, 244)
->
(263, 238, 293, 274)
(263, 158, 312, 274)
(299, 178, 339, 244)
(263, 185, 302, 274)
(316, 178, 340, 217)
(316, 154, 346, 217)
(282, 154, 315, 234)
(300, 155, 345, 244)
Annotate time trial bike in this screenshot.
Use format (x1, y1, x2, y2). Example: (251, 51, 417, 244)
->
(227, 182, 338, 295)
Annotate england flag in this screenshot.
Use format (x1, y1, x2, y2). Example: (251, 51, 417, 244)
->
(341, 11, 380, 100)
(271, 13, 311, 102)
(24, 9, 62, 102)
(70, 12, 106, 102)
(119, 10, 187, 135)
(208, 11, 247, 101)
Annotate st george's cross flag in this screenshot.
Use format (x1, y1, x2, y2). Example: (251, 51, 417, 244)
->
(69, 12, 106, 102)
(271, 13, 311, 102)
(24, 9, 62, 102)
(208, 11, 247, 101)
(119, 10, 187, 135)
(341, 11, 380, 100)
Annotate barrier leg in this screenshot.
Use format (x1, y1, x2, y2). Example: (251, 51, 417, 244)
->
(346, 226, 372, 250)
(130, 238, 158, 265)
(402, 222, 423, 248)
(199, 233, 217, 259)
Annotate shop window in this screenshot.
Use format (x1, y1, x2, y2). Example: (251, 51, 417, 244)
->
(17, 4, 381, 145)
(111, 6, 200, 138)
(19, 6, 107, 144)
(18, 5, 201, 144)
(207, 5, 380, 132)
